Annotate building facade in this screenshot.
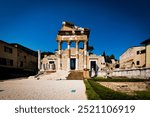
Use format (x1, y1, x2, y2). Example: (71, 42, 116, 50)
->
(120, 46, 146, 69)
(41, 21, 106, 76)
(0, 40, 18, 68)
(141, 38, 150, 68)
(0, 40, 38, 78)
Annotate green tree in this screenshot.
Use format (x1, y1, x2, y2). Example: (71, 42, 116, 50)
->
(41, 51, 54, 58)
(109, 54, 115, 59)
(102, 51, 106, 61)
(102, 51, 106, 57)
(87, 43, 94, 55)
(102, 52, 115, 63)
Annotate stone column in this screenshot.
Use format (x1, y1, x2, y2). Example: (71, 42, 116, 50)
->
(84, 41, 87, 69)
(38, 50, 41, 71)
(58, 41, 61, 70)
(76, 41, 79, 70)
(67, 41, 71, 71)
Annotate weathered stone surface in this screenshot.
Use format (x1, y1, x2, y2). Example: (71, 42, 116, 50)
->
(0, 78, 87, 100)
(99, 82, 149, 95)
(113, 68, 150, 79)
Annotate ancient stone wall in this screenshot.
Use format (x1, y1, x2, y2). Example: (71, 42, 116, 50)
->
(112, 68, 150, 79)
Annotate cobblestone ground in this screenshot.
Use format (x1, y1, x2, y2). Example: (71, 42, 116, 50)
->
(0, 78, 87, 100)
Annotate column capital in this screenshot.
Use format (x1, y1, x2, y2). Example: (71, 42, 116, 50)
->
(76, 40, 80, 43)
(67, 40, 71, 45)
(57, 40, 62, 43)
(84, 40, 88, 43)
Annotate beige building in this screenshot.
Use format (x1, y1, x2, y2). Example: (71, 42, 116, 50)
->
(120, 46, 146, 69)
(0, 40, 38, 78)
(113, 39, 150, 78)
(141, 38, 150, 68)
(11, 43, 38, 72)
(41, 21, 106, 77)
(0, 40, 18, 68)
(120, 38, 150, 69)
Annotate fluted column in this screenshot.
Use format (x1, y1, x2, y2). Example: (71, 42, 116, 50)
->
(84, 41, 87, 69)
(67, 41, 71, 71)
(58, 41, 61, 70)
(76, 41, 79, 70)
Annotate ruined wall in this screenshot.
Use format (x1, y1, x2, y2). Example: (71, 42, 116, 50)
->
(112, 68, 150, 79)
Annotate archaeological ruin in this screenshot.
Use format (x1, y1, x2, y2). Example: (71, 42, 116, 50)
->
(39, 21, 107, 78)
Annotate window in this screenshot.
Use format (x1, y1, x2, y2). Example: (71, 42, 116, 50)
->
(0, 57, 13, 66)
(136, 61, 140, 65)
(6, 59, 13, 66)
(137, 49, 146, 55)
(141, 49, 146, 54)
(24, 56, 27, 62)
(4, 46, 12, 53)
(0, 58, 6, 65)
(10, 60, 13, 66)
(24, 56, 26, 59)
(20, 61, 23, 67)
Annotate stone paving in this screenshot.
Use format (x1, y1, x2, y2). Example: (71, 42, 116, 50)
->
(0, 77, 87, 100)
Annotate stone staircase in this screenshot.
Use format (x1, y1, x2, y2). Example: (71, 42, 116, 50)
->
(67, 71, 84, 80)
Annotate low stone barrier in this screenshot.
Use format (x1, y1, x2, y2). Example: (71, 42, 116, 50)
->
(112, 68, 150, 79)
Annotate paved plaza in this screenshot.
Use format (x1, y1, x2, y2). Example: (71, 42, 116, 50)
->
(0, 78, 87, 100)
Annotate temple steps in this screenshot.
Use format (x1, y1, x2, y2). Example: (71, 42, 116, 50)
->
(67, 71, 84, 80)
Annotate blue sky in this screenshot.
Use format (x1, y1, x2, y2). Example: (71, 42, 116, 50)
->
(0, 0, 150, 59)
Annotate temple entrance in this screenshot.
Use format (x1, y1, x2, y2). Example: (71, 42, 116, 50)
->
(90, 61, 97, 77)
(90, 61, 96, 71)
(70, 58, 76, 70)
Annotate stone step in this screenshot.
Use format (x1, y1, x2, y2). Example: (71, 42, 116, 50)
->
(67, 71, 84, 80)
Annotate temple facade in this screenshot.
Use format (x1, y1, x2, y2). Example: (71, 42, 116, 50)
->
(41, 21, 106, 77)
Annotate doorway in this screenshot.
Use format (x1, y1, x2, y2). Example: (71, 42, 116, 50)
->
(70, 58, 76, 70)
(90, 61, 96, 71)
(90, 60, 97, 77)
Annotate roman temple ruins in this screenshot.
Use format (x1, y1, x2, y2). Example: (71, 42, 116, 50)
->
(39, 21, 106, 77)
